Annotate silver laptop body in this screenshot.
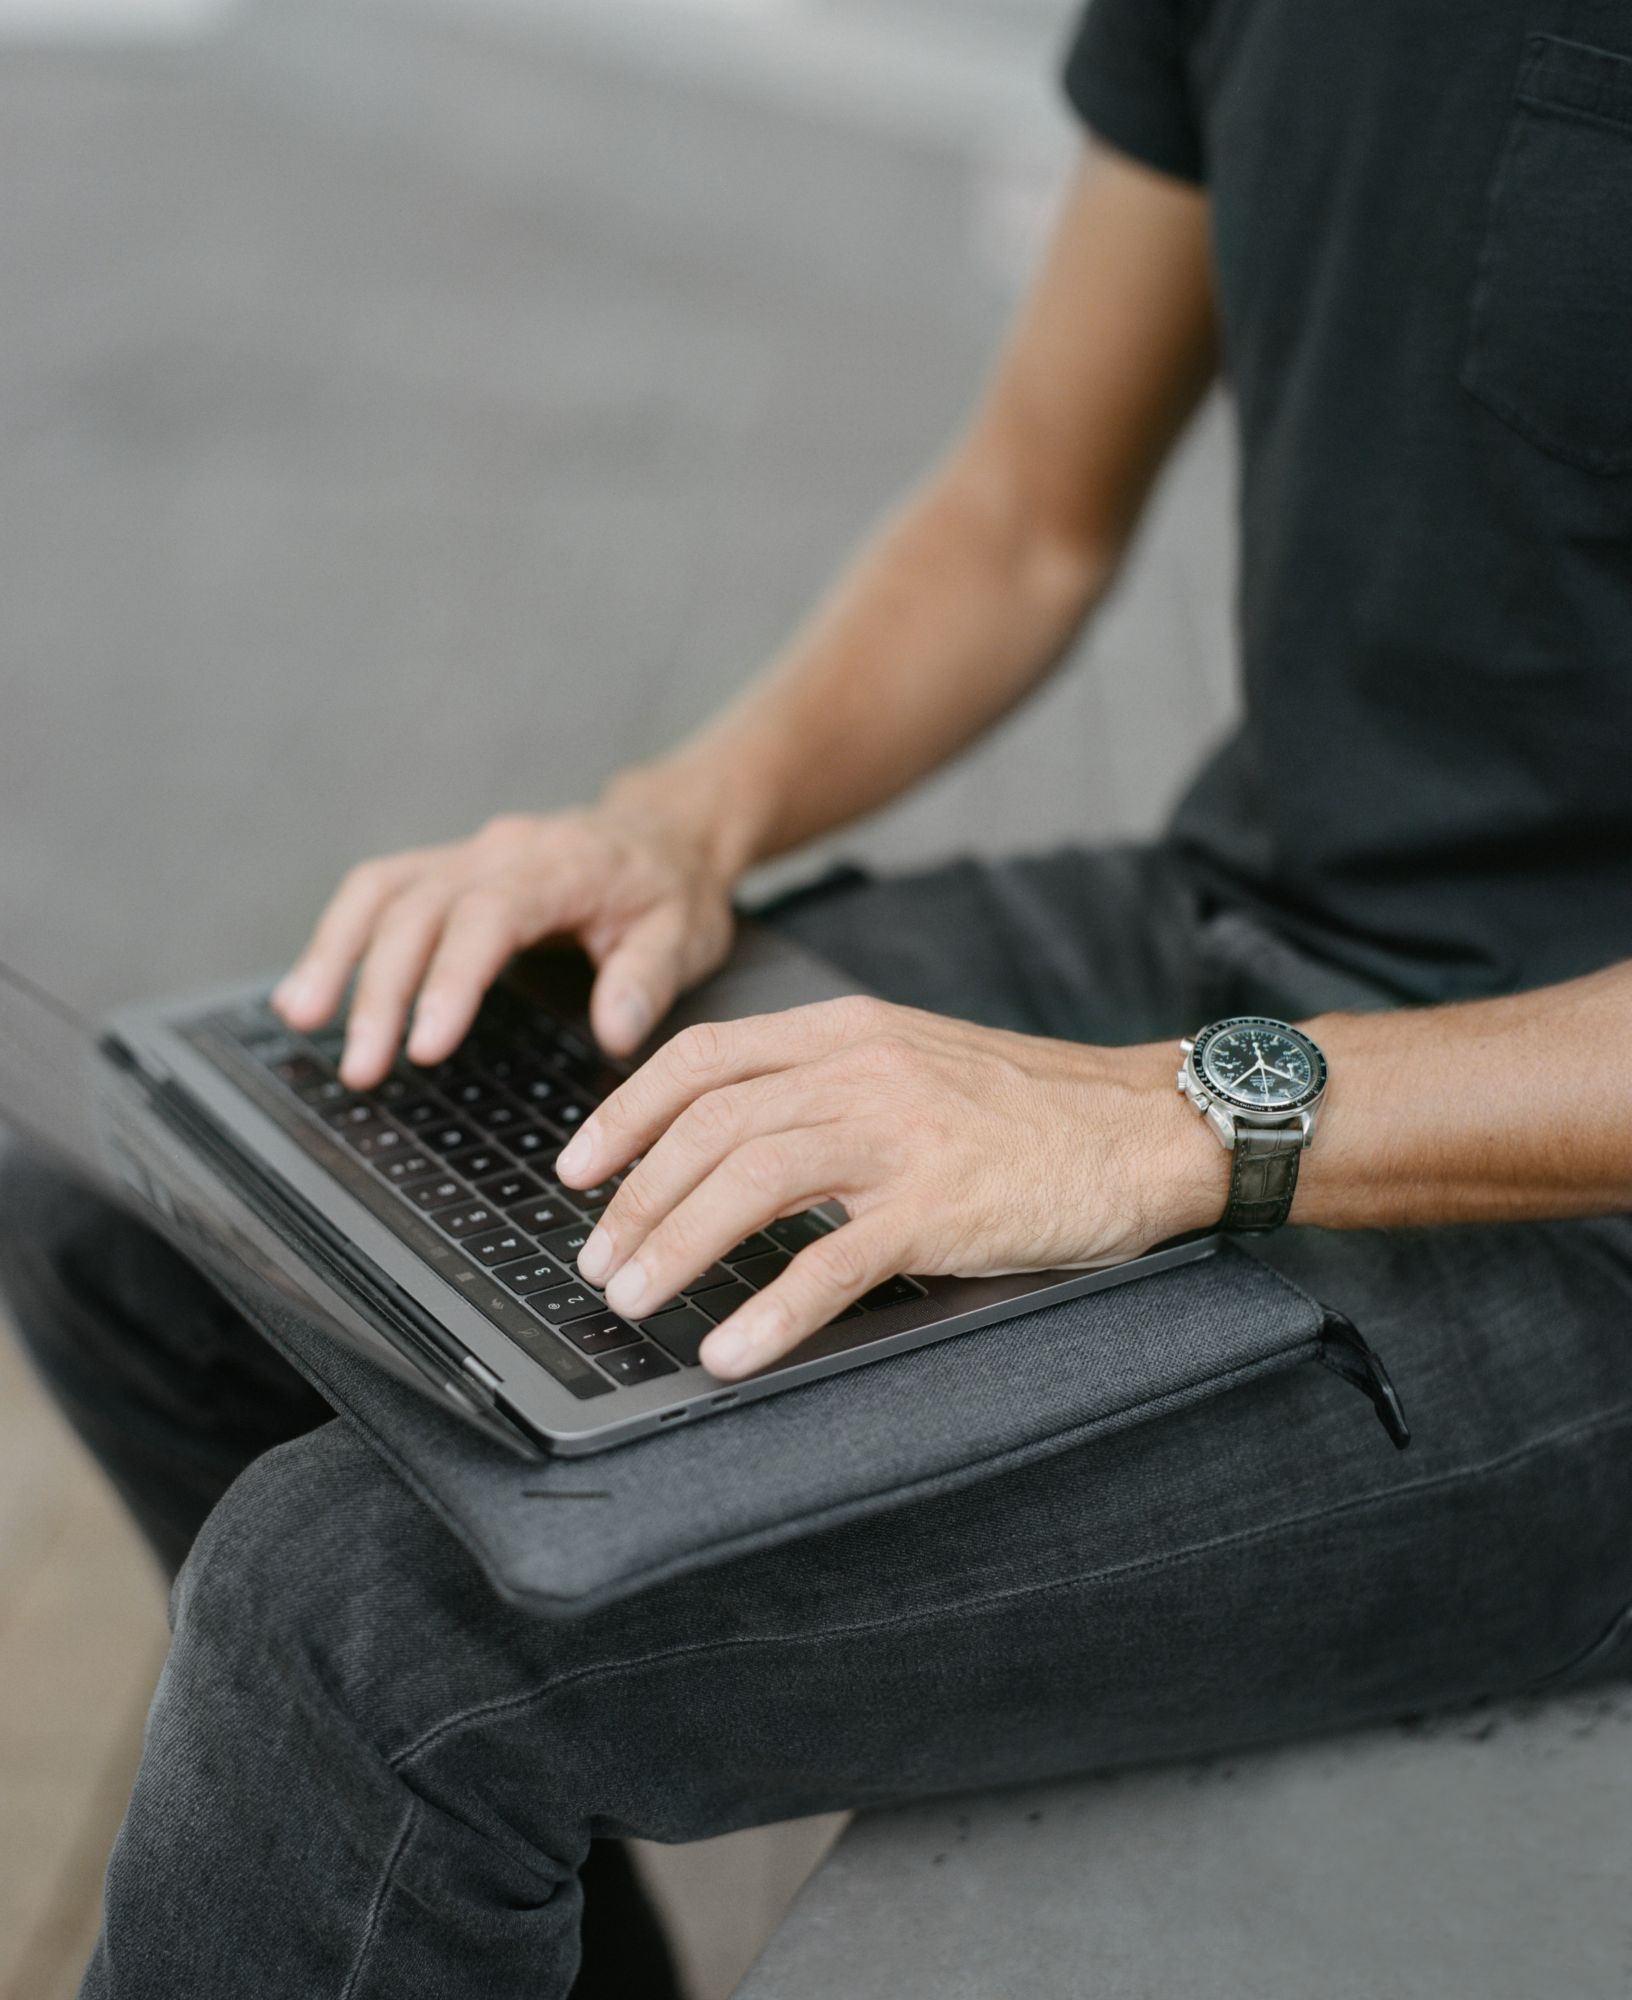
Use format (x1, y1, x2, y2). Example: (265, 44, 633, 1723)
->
(78, 924, 1217, 1456)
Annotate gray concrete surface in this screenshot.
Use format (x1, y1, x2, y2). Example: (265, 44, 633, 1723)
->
(0, 0, 1234, 1023)
(736, 1688, 1632, 1999)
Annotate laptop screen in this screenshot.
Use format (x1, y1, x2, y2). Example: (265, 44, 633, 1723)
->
(0, 955, 121, 1193)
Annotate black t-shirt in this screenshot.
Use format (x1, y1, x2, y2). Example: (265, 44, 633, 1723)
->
(1065, 0, 1632, 1001)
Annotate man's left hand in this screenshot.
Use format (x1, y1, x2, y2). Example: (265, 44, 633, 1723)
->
(556, 996, 1223, 1380)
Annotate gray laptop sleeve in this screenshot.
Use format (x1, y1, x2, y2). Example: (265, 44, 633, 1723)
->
(189, 1232, 1407, 1617)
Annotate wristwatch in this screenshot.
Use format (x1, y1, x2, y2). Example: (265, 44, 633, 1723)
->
(1176, 1015, 1328, 1234)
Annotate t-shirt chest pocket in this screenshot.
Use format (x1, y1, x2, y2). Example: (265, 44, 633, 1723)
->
(1461, 33, 1632, 474)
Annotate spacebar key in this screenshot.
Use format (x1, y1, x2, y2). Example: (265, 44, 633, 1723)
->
(476, 1292, 613, 1401)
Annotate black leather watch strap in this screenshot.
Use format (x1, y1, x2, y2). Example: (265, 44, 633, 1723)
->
(1223, 1123, 1304, 1233)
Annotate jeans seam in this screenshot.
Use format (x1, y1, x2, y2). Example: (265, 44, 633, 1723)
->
(338, 1801, 416, 2000)
(388, 1397, 1632, 1775)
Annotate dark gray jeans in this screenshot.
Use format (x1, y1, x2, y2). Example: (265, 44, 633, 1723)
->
(5, 845, 1632, 1999)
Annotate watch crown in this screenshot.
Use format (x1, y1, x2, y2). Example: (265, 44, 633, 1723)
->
(1179, 1038, 1195, 1054)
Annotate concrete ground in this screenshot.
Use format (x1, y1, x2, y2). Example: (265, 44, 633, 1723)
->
(0, 1, 1237, 1992)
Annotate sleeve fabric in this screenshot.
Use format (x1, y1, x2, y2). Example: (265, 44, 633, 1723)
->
(1062, 0, 1206, 186)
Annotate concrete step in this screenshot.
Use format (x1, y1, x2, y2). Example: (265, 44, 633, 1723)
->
(736, 1686, 1632, 1999)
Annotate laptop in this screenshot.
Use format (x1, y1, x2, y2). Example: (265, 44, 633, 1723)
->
(0, 925, 1217, 1456)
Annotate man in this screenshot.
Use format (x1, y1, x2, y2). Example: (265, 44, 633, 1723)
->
(4, 2, 1632, 1993)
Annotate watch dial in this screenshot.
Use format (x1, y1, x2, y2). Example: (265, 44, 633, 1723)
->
(1199, 1022, 1319, 1110)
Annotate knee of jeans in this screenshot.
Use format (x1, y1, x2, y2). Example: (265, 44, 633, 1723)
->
(0, 1146, 106, 1344)
(172, 1421, 469, 1722)
(0, 1143, 82, 1265)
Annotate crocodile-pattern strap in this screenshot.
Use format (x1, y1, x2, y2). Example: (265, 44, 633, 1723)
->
(1223, 1123, 1304, 1233)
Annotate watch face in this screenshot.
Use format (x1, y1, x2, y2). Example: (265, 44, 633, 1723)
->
(1195, 1017, 1326, 1114)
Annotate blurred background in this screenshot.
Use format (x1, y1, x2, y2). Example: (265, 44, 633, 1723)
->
(0, 0, 1236, 1993)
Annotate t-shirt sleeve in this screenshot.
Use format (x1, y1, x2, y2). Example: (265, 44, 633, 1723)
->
(1062, 0, 1205, 185)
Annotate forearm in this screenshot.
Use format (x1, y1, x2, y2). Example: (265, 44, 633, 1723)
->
(1145, 962, 1632, 1236)
(608, 448, 1111, 876)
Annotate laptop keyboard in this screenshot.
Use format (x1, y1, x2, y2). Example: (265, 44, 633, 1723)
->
(186, 988, 922, 1402)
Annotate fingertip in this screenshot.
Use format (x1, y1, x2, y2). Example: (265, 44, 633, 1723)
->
(592, 984, 653, 1058)
(699, 1326, 753, 1379)
(554, 1127, 595, 1184)
(273, 969, 329, 1030)
(406, 996, 457, 1067)
(339, 1025, 394, 1091)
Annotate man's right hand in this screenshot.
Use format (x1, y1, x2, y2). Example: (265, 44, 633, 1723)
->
(271, 799, 738, 1087)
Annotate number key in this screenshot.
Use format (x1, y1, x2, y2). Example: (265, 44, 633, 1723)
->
(407, 1176, 466, 1211)
(493, 1256, 570, 1297)
(428, 1203, 498, 1240)
(531, 1286, 606, 1327)
(467, 1228, 535, 1267)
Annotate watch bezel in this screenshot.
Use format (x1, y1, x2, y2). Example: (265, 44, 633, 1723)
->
(1191, 1015, 1328, 1116)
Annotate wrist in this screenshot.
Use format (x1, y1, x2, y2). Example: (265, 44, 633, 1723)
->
(600, 748, 781, 885)
(1103, 1040, 1232, 1240)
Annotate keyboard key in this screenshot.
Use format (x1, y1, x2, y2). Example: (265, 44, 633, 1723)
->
(559, 1312, 642, 1357)
(682, 1263, 736, 1296)
(724, 1232, 776, 1263)
(507, 1126, 555, 1160)
(427, 1203, 499, 1240)
(858, 1276, 926, 1310)
(269, 1052, 327, 1092)
(424, 1057, 481, 1090)
(530, 1286, 607, 1327)
(551, 1098, 590, 1131)
(493, 1256, 570, 1296)
(406, 1175, 467, 1211)
(394, 1096, 449, 1130)
(539, 1221, 595, 1265)
(467, 1227, 536, 1267)
(323, 1100, 378, 1135)
(445, 1077, 499, 1112)
(550, 1049, 624, 1099)
(372, 1074, 416, 1106)
(693, 1279, 755, 1323)
(639, 1302, 714, 1368)
(298, 1074, 351, 1108)
(512, 1070, 565, 1112)
(481, 1099, 527, 1133)
(506, 1196, 581, 1235)
(446, 1145, 510, 1182)
(767, 1211, 833, 1253)
(425, 1122, 476, 1156)
(475, 1169, 544, 1209)
(355, 1123, 412, 1160)
(598, 1342, 679, 1385)
(733, 1249, 791, 1290)
(378, 1149, 438, 1186)
(569, 1177, 622, 1209)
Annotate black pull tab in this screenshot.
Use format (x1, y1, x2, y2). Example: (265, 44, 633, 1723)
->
(1316, 1308, 1411, 1450)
